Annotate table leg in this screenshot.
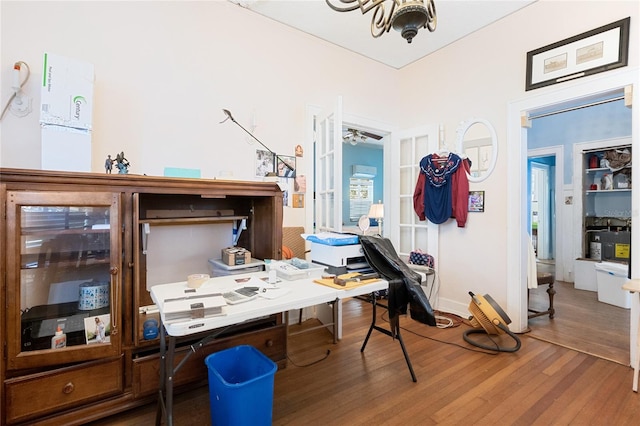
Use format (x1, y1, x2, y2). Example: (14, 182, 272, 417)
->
(631, 292, 640, 392)
(166, 336, 176, 425)
(332, 298, 338, 344)
(155, 322, 167, 426)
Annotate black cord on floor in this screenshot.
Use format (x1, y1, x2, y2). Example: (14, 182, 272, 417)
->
(286, 349, 331, 367)
(377, 305, 500, 355)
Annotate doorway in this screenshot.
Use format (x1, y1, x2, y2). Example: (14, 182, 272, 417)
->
(525, 96, 631, 364)
(530, 159, 553, 261)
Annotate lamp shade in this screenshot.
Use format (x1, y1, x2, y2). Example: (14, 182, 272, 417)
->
(368, 203, 384, 219)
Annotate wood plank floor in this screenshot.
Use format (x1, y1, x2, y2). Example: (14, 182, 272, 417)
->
(528, 279, 630, 365)
(89, 297, 640, 425)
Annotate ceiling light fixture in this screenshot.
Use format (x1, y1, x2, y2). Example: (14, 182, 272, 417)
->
(326, 0, 437, 44)
(343, 129, 368, 145)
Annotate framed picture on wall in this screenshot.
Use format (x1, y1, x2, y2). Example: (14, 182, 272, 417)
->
(256, 149, 275, 177)
(525, 17, 630, 91)
(277, 155, 296, 178)
(468, 191, 485, 213)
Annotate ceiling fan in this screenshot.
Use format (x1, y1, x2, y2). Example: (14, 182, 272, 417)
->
(343, 128, 383, 145)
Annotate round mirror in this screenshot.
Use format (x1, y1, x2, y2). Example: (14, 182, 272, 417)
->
(456, 118, 498, 183)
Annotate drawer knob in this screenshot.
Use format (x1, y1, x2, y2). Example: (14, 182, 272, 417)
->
(62, 382, 75, 394)
(265, 339, 273, 348)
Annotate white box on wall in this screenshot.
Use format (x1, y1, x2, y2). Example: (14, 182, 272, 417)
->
(40, 52, 94, 172)
(40, 52, 94, 130)
(41, 126, 91, 172)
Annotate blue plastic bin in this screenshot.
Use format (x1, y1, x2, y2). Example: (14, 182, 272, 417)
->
(205, 345, 277, 426)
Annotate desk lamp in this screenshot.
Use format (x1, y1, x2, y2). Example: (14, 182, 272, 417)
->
(220, 109, 293, 176)
(368, 202, 384, 235)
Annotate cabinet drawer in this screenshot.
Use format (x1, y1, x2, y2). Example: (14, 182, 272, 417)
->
(133, 325, 286, 397)
(4, 357, 123, 424)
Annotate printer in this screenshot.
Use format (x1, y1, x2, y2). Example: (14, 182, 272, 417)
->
(308, 233, 371, 275)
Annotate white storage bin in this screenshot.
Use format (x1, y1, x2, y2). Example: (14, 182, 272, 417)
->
(594, 261, 631, 309)
(208, 258, 264, 277)
(574, 258, 598, 291)
(273, 262, 326, 281)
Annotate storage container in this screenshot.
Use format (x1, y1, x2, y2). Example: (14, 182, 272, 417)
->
(595, 261, 631, 309)
(208, 258, 264, 277)
(205, 345, 276, 426)
(274, 262, 326, 281)
(574, 258, 597, 291)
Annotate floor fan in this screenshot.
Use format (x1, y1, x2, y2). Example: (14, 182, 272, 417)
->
(463, 291, 521, 352)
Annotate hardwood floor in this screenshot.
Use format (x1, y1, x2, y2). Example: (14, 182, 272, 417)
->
(528, 278, 630, 365)
(89, 297, 639, 425)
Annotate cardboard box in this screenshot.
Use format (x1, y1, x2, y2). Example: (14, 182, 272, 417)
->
(40, 52, 94, 130)
(41, 125, 91, 172)
(222, 247, 251, 266)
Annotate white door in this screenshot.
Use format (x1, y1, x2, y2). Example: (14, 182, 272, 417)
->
(315, 96, 343, 233)
(392, 125, 440, 272)
(531, 163, 550, 259)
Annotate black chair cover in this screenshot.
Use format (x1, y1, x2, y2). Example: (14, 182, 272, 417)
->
(359, 236, 437, 330)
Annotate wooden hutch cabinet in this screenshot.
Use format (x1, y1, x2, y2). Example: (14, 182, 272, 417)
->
(0, 168, 284, 425)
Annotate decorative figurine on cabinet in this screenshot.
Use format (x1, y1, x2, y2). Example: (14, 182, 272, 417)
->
(105, 155, 114, 173)
(115, 152, 130, 174)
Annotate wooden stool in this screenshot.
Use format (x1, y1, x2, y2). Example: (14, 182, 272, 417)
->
(528, 271, 555, 319)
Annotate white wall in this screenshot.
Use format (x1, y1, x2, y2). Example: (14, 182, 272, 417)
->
(1, 1, 638, 318)
(0, 1, 399, 177)
(397, 0, 639, 316)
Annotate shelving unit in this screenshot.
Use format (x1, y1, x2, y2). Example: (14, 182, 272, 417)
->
(0, 168, 284, 425)
(581, 145, 631, 262)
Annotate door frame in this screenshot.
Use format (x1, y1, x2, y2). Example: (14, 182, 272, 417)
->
(507, 67, 639, 333)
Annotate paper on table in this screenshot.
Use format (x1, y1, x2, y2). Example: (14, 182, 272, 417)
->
(238, 277, 290, 299)
(258, 283, 291, 299)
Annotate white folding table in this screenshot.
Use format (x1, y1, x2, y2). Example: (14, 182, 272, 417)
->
(151, 272, 390, 426)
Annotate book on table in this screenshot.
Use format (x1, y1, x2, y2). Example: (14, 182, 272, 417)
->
(163, 291, 226, 321)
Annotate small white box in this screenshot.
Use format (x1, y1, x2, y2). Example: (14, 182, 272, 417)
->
(41, 125, 91, 172)
(595, 261, 631, 309)
(40, 52, 94, 130)
(208, 258, 264, 277)
(273, 262, 326, 281)
(574, 258, 598, 292)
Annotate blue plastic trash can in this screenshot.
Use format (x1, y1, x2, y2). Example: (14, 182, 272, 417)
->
(205, 345, 277, 426)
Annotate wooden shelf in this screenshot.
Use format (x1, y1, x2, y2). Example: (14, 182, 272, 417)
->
(585, 189, 631, 194)
(140, 215, 248, 226)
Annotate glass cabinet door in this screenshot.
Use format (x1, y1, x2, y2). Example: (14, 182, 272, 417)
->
(6, 191, 121, 370)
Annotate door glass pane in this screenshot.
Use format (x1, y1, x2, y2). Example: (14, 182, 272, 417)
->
(327, 192, 335, 229)
(400, 137, 412, 166)
(400, 167, 414, 195)
(328, 152, 334, 189)
(415, 226, 429, 250)
(400, 197, 413, 224)
(318, 119, 327, 153)
(328, 116, 335, 151)
(415, 134, 430, 159)
(399, 226, 412, 254)
(20, 206, 112, 351)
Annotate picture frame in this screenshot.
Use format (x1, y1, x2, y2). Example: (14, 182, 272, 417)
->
(292, 193, 304, 208)
(468, 191, 485, 213)
(277, 155, 296, 178)
(84, 314, 111, 344)
(255, 149, 275, 177)
(525, 17, 629, 91)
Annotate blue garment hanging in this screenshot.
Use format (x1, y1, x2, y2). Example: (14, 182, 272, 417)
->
(419, 153, 462, 224)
